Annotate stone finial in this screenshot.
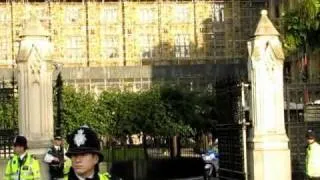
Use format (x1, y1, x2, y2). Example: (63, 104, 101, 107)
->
(20, 12, 50, 38)
(254, 9, 279, 36)
(261, 9, 268, 16)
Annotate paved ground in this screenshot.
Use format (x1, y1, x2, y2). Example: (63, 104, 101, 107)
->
(169, 177, 219, 180)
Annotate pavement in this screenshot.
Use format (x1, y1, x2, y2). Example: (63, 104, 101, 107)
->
(169, 177, 219, 180)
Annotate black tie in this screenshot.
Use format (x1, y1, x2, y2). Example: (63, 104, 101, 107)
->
(19, 156, 25, 166)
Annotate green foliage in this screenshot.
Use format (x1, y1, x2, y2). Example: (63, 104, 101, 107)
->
(62, 86, 97, 135)
(96, 91, 141, 137)
(135, 87, 170, 136)
(282, 10, 307, 53)
(0, 97, 18, 129)
(0, 85, 217, 140)
(191, 92, 217, 134)
(159, 87, 216, 136)
(60, 86, 217, 139)
(282, 0, 320, 54)
(103, 147, 145, 162)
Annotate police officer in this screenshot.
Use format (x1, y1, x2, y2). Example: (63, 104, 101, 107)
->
(44, 136, 71, 180)
(65, 126, 110, 180)
(306, 129, 320, 179)
(4, 135, 41, 180)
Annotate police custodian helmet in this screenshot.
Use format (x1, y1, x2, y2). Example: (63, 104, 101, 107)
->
(306, 129, 317, 140)
(13, 135, 28, 148)
(54, 136, 62, 141)
(66, 126, 103, 162)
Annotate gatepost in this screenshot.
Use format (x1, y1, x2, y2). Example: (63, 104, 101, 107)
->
(16, 13, 55, 179)
(247, 10, 291, 180)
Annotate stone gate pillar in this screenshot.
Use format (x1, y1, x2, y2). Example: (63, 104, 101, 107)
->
(16, 14, 54, 179)
(247, 10, 291, 180)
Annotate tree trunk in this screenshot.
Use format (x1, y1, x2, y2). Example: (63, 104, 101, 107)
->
(170, 136, 179, 158)
(177, 136, 181, 157)
(204, 134, 208, 151)
(142, 134, 149, 160)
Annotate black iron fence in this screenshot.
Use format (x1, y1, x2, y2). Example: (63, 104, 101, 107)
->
(103, 135, 203, 162)
(0, 78, 18, 158)
(212, 79, 320, 180)
(285, 82, 320, 180)
(54, 72, 64, 137)
(216, 124, 246, 180)
(215, 80, 249, 180)
(102, 135, 206, 180)
(0, 129, 16, 159)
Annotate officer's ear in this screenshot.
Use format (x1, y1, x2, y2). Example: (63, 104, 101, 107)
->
(93, 154, 99, 165)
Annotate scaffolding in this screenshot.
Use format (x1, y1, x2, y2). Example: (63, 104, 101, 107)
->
(0, 0, 266, 68)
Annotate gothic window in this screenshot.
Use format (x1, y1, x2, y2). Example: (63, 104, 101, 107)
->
(101, 8, 118, 24)
(0, 38, 8, 60)
(101, 35, 119, 59)
(65, 36, 83, 61)
(212, 3, 224, 22)
(174, 6, 189, 23)
(36, 7, 49, 17)
(174, 34, 190, 58)
(65, 7, 80, 24)
(214, 32, 225, 48)
(14, 41, 19, 58)
(0, 9, 8, 24)
(139, 35, 155, 58)
(36, 8, 50, 28)
(138, 8, 155, 24)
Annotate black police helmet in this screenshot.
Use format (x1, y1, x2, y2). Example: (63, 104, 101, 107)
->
(306, 129, 316, 140)
(54, 136, 62, 141)
(13, 135, 28, 148)
(66, 126, 103, 162)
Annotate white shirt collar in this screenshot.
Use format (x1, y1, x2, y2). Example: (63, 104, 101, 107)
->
(20, 152, 27, 160)
(75, 172, 94, 180)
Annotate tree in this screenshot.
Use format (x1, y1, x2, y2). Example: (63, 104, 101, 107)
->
(0, 97, 18, 129)
(159, 86, 218, 157)
(59, 85, 218, 159)
(61, 86, 97, 135)
(282, 0, 320, 54)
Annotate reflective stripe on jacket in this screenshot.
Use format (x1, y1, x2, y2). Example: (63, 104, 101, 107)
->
(306, 142, 320, 177)
(63, 158, 72, 176)
(4, 153, 41, 180)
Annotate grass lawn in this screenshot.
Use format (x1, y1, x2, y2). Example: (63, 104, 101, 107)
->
(102, 146, 145, 162)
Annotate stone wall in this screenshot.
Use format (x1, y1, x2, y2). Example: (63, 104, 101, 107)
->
(0, 63, 247, 92)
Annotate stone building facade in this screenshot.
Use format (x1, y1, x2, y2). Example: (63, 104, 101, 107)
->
(0, 0, 266, 90)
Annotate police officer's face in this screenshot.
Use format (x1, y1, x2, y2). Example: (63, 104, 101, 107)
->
(71, 153, 99, 177)
(53, 139, 62, 146)
(13, 145, 25, 155)
(307, 137, 315, 144)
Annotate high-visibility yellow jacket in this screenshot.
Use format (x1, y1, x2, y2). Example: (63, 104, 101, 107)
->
(63, 157, 72, 175)
(306, 142, 320, 177)
(4, 153, 41, 180)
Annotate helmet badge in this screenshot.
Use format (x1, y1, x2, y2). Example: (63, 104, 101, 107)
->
(74, 129, 87, 147)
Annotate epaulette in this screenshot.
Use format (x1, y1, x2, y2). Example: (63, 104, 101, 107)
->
(102, 172, 111, 178)
(31, 154, 37, 159)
